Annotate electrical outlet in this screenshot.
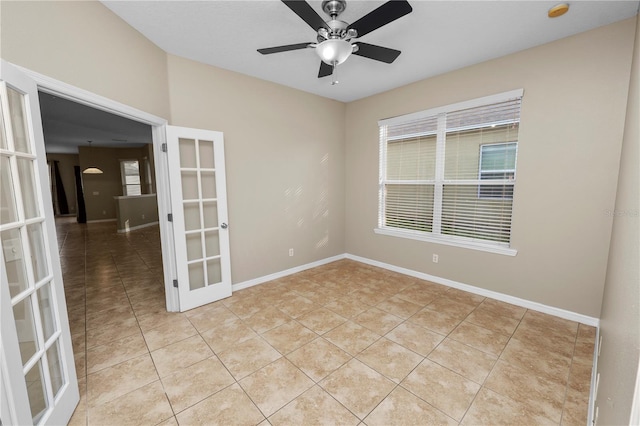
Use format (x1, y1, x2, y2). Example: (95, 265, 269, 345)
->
(141, 214, 145, 219)
(432, 254, 439, 263)
(102, 210, 106, 215)
(289, 248, 294, 257)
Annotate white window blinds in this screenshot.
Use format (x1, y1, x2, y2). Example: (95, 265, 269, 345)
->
(378, 90, 522, 248)
(120, 160, 142, 196)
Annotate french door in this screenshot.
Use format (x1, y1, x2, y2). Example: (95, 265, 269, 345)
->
(166, 126, 232, 312)
(0, 61, 78, 424)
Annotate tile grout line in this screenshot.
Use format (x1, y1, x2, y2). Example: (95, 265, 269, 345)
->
(62, 221, 594, 425)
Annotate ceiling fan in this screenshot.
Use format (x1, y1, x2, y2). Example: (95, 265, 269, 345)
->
(257, 0, 413, 82)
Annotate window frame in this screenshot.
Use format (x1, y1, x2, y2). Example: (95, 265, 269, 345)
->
(376, 89, 523, 256)
(119, 159, 142, 196)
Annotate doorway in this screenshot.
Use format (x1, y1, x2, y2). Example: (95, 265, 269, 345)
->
(23, 69, 180, 313)
(39, 91, 158, 229)
(2, 61, 234, 424)
(26, 65, 234, 315)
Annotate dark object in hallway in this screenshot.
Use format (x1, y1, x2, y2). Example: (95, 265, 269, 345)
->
(74, 165, 86, 223)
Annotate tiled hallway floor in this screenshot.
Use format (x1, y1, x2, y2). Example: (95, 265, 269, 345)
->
(58, 219, 595, 425)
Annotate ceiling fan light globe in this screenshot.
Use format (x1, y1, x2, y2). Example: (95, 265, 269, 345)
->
(316, 39, 352, 65)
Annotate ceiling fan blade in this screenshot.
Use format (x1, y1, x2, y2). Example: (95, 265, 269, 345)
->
(348, 0, 413, 38)
(353, 42, 401, 64)
(257, 42, 311, 54)
(282, 0, 330, 32)
(318, 61, 333, 78)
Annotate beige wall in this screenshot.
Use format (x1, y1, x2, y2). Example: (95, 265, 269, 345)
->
(46, 154, 79, 215)
(4, 9, 639, 419)
(1, 1, 346, 286)
(0, 0, 170, 119)
(166, 55, 346, 283)
(596, 15, 640, 425)
(79, 146, 151, 221)
(2, 0, 637, 319)
(345, 18, 636, 318)
(115, 195, 159, 232)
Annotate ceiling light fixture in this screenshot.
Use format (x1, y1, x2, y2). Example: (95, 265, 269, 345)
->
(315, 39, 354, 67)
(315, 39, 356, 85)
(82, 141, 104, 174)
(548, 3, 569, 18)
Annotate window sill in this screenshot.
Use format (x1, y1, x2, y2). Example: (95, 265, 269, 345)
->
(374, 227, 518, 256)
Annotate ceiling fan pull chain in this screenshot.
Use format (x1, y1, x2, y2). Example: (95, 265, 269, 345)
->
(331, 62, 339, 85)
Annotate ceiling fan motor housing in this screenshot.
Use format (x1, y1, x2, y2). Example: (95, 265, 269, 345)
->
(322, 0, 346, 18)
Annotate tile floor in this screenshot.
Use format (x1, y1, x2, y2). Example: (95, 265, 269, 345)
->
(58, 219, 595, 425)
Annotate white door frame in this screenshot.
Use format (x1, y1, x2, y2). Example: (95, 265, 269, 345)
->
(14, 64, 180, 312)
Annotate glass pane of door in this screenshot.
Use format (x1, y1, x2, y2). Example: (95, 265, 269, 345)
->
(6, 86, 31, 154)
(37, 283, 58, 342)
(2, 227, 29, 298)
(0, 96, 7, 149)
(26, 360, 48, 423)
(14, 295, 39, 365)
(46, 341, 64, 398)
(17, 158, 39, 219)
(0, 156, 18, 224)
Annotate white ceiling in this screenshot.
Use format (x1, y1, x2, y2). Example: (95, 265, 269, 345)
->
(101, 0, 640, 103)
(39, 0, 639, 153)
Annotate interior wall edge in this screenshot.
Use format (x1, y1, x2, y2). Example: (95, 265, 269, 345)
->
(232, 254, 347, 292)
(594, 11, 640, 426)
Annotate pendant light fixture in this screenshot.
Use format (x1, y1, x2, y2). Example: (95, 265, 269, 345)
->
(82, 141, 103, 174)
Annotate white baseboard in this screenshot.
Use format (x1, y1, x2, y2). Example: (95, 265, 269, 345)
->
(86, 218, 117, 224)
(232, 254, 347, 291)
(117, 221, 159, 233)
(231, 252, 599, 327)
(345, 253, 600, 327)
(230, 252, 603, 421)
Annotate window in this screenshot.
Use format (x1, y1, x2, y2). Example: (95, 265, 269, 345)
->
(478, 142, 517, 199)
(377, 90, 522, 254)
(120, 160, 141, 196)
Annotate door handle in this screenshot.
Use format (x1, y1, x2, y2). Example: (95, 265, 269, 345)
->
(220, 223, 228, 229)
